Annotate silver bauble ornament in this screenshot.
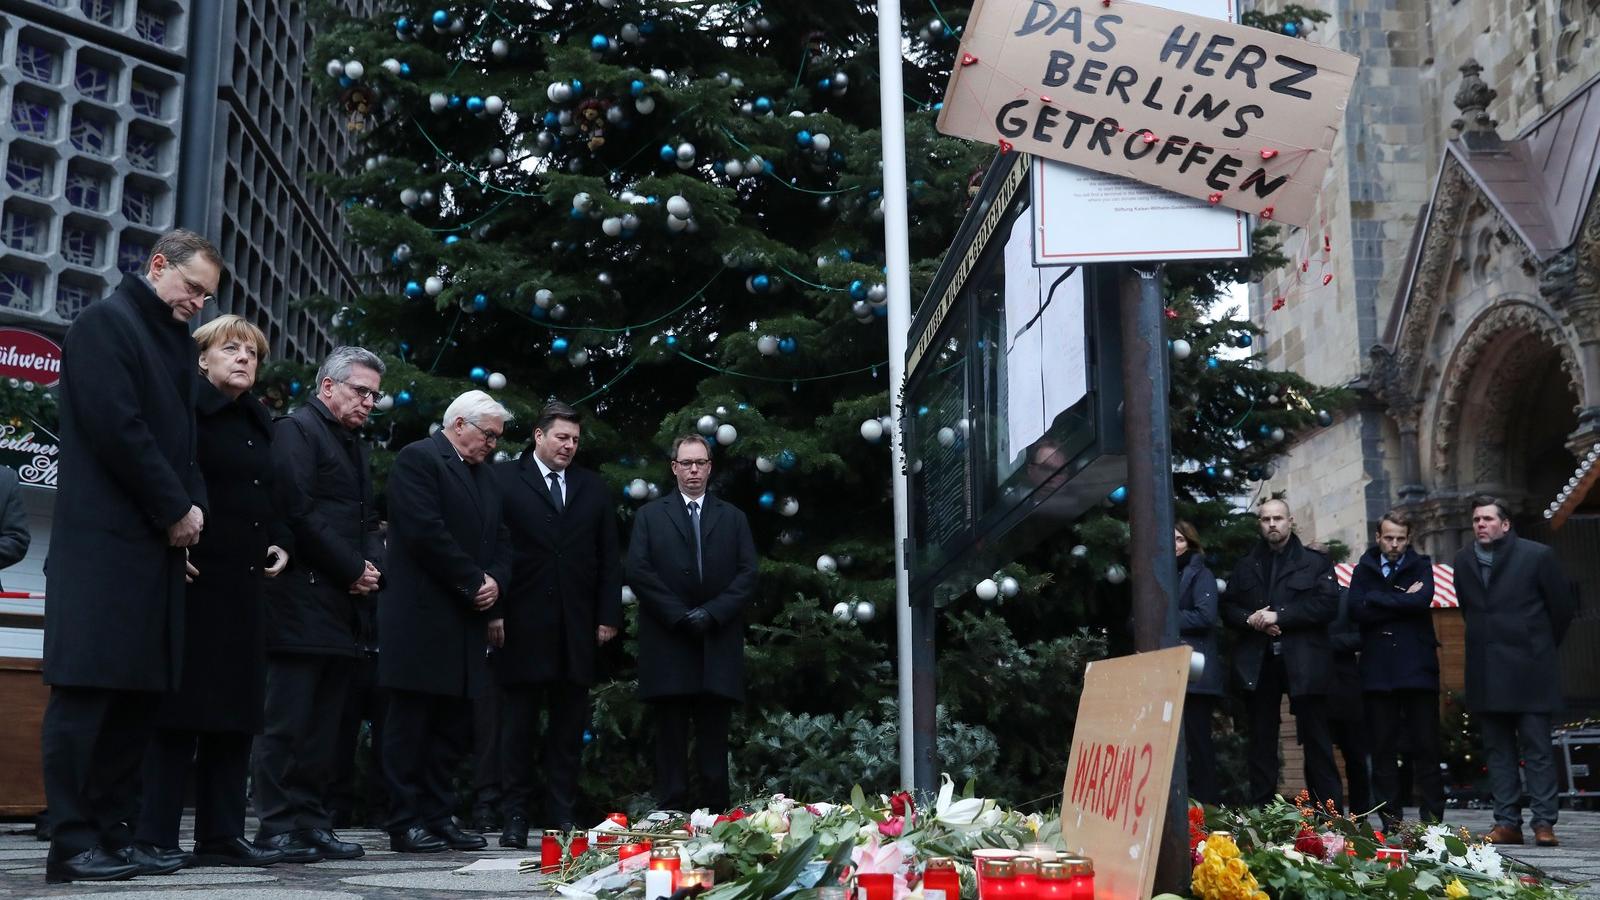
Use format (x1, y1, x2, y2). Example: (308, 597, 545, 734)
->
(816, 555, 837, 574)
(853, 600, 876, 623)
(486, 372, 507, 390)
(696, 414, 719, 435)
(1000, 576, 1020, 598)
(424, 275, 444, 296)
(779, 497, 800, 517)
(755, 456, 776, 473)
(975, 578, 999, 601)
(716, 423, 738, 445)
(1106, 564, 1128, 584)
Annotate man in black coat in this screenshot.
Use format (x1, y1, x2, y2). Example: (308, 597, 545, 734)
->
(379, 390, 513, 853)
(1348, 509, 1442, 829)
(252, 347, 386, 863)
(41, 229, 215, 883)
(1221, 498, 1342, 809)
(1454, 496, 1576, 848)
(490, 401, 621, 847)
(627, 434, 758, 812)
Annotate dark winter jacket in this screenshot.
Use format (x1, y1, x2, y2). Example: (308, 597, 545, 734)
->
(1453, 534, 1576, 714)
(1177, 551, 1224, 696)
(1347, 546, 1439, 693)
(1220, 534, 1340, 697)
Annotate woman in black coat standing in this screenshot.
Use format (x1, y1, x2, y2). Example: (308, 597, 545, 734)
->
(132, 315, 289, 868)
(1176, 520, 1223, 805)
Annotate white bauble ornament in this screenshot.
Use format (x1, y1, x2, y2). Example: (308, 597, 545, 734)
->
(975, 578, 999, 601)
(816, 554, 837, 574)
(602, 217, 623, 237)
(343, 60, 365, 80)
(570, 349, 590, 367)
(606, 105, 625, 124)
(779, 497, 800, 517)
(419, 189, 435, 205)
(548, 82, 573, 103)
(851, 300, 871, 318)
(1270, 427, 1286, 442)
(534, 288, 554, 309)
(1106, 564, 1128, 584)
(716, 423, 738, 445)
(1172, 339, 1192, 360)
(484, 95, 504, 115)
(755, 455, 776, 473)
(810, 133, 831, 152)
(488, 148, 507, 166)
(493, 450, 509, 463)
(325, 59, 346, 78)
(853, 600, 876, 623)
(666, 195, 692, 219)
(400, 187, 420, 207)
(1071, 544, 1089, 559)
(725, 160, 744, 178)
(449, 17, 464, 34)
(675, 142, 696, 162)
(860, 418, 884, 442)
(936, 426, 956, 448)
(572, 191, 593, 212)
(424, 276, 444, 296)
(375, 394, 395, 411)
(635, 96, 656, 114)
(832, 601, 853, 622)
(696, 414, 718, 435)
(665, 215, 688, 234)
(486, 372, 507, 390)
(621, 585, 637, 605)
(757, 334, 779, 356)
(620, 22, 639, 42)
(627, 478, 649, 500)
(867, 283, 888, 303)
(1215, 578, 1228, 594)
(491, 38, 509, 59)
(549, 303, 568, 321)
(429, 92, 449, 113)
(380, 58, 401, 76)
(1000, 576, 1020, 598)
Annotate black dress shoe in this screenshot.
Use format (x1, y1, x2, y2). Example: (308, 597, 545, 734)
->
(117, 842, 190, 876)
(390, 825, 448, 853)
(431, 820, 487, 850)
(499, 816, 529, 849)
(254, 831, 324, 864)
(302, 827, 364, 860)
(193, 836, 286, 867)
(45, 846, 140, 883)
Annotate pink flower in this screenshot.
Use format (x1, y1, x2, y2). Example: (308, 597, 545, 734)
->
(878, 817, 905, 838)
(1319, 832, 1346, 862)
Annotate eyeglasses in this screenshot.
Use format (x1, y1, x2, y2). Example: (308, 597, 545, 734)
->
(673, 458, 711, 469)
(337, 380, 385, 403)
(168, 260, 216, 305)
(467, 421, 501, 443)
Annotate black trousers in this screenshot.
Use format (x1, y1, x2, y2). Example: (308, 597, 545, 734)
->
(1183, 694, 1219, 805)
(329, 651, 387, 824)
(651, 696, 734, 812)
(383, 689, 472, 833)
(1245, 654, 1343, 809)
(1367, 689, 1444, 826)
(1328, 702, 1371, 814)
(41, 686, 160, 857)
(500, 681, 591, 826)
(136, 729, 253, 848)
(469, 686, 503, 819)
(252, 654, 353, 837)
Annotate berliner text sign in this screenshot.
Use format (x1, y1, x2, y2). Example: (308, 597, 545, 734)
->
(937, 0, 1358, 227)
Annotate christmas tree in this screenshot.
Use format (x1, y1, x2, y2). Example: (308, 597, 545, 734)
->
(295, 0, 1343, 814)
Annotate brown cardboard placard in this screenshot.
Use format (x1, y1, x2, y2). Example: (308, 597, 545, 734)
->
(1059, 646, 1191, 900)
(937, 0, 1358, 227)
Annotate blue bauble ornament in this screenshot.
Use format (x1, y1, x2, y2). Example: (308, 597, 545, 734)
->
(630, 79, 646, 95)
(431, 9, 449, 27)
(659, 144, 675, 161)
(1282, 20, 1299, 35)
(544, 111, 560, 127)
(448, 94, 462, 108)
(590, 34, 608, 50)
(751, 274, 771, 293)
(1248, 466, 1264, 480)
(872, 305, 888, 318)
(1109, 485, 1128, 504)
(1205, 465, 1217, 479)
(470, 366, 488, 383)
(1237, 333, 1253, 348)
(778, 336, 798, 354)
(582, 730, 594, 745)
(754, 96, 773, 113)
(836, 249, 852, 262)
(338, 76, 353, 88)
(1258, 424, 1271, 436)
(569, 208, 586, 220)
(569, 78, 583, 96)
(399, 342, 412, 356)
(933, 102, 944, 111)
(777, 449, 797, 470)
(551, 337, 570, 354)
(444, 234, 461, 245)
(849, 279, 867, 300)
(399, 62, 411, 78)
(289, 379, 301, 396)
(472, 293, 488, 312)
(830, 150, 845, 166)
(529, 305, 548, 320)
(466, 95, 485, 113)
(796, 129, 813, 147)
(639, 19, 656, 34)
(758, 491, 776, 509)
(917, 405, 929, 416)
(817, 77, 832, 91)
(395, 16, 411, 31)
(664, 334, 679, 347)
(396, 390, 413, 406)
(1206, 356, 1220, 368)
(405, 280, 422, 298)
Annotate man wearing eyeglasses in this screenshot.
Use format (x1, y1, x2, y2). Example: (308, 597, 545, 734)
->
(379, 390, 513, 853)
(252, 347, 387, 863)
(626, 434, 758, 812)
(42, 229, 219, 883)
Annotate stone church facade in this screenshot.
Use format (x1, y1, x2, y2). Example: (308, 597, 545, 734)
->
(1249, 0, 1600, 710)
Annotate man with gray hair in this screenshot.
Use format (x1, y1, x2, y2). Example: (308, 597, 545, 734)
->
(379, 391, 513, 852)
(252, 347, 386, 863)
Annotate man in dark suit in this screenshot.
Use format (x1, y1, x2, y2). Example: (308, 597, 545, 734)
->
(1221, 498, 1342, 809)
(380, 390, 513, 853)
(41, 229, 215, 883)
(626, 434, 757, 812)
(1348, 509, 1442, 830)
(253, 346, 386, 863)
(1454, 496, 1576, 848)
(492, 401, 621, 847)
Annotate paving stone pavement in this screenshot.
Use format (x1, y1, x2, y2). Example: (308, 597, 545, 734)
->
(0, 809, 1595, 897)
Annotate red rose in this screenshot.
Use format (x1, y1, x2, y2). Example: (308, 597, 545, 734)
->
(889, 791, 915, 820)
(1294, 828, 1324, 856)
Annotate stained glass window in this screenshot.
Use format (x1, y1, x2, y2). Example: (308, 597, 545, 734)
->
(122, 187, 155, 225)
(16, 41, 59, 84)
(0, 271, 38, 311)
(131, 80, 163, 118)
(127, 133, 160, 172)
(75, 60, 114, 101)
(135, 8, 168, 45)
(79, 0, 117, 25)
(57, 282, 99, 320)
(4, 153, 49, 198)
(70, 110, 112, 156)
(10, 98, 54, 137)
(1, 210, 45, 254)
(65, 169, 106, 210)
(118, 238, 150, 274)
(62, 226, 102, 267)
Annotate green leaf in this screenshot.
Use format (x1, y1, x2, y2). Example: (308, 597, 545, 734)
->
(1414, 871, 1442, 891)
(1443, 835, 1469, 857)
(850, 785, 868, 811)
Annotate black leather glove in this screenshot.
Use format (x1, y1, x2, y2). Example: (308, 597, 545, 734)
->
(679, 607, 714, 635)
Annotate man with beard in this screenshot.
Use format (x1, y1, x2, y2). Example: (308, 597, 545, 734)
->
(1221, 498, 1342, 809)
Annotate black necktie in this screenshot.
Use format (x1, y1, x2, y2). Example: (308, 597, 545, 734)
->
(547, 471, 564, 514)
(688, 500, 702, 579)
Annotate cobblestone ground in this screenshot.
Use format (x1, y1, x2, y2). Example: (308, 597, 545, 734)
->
(0, 808, 1595, 898)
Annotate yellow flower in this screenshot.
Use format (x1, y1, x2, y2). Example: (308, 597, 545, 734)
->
(1445, 878, 1470, 899)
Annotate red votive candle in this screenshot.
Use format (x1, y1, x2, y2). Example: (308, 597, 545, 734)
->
(570, 835, 590, 857)
(977, 858, 1016, 900)
(1035, 862, 1069, 900)
(856, 873, 894, 900)
(618, 841, 653, 861)
(1011, 855, 1038, 900)
(1061, 856, 1094, 900)
(599, 812, 630, 844)
(649, 844, 682, 888)
(540, 834, 562, 872)
(924, 857, 962, 900)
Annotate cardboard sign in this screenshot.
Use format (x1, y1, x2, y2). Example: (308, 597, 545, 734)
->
(1060, 646, 1190, 900)
(938, 0, 1359, 227)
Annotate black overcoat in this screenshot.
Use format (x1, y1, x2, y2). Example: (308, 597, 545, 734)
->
(378, 432, 512, 698)
(1220, 534, 1340, 697)
(1452, 535, 1576, 714)
(490, 458, 622, 686)
(0, 466, 32, 589)
(1177, 552, 1224, 697)
(626, 492, 757, 703)
(156, 381, 283, 733)
(44, 273, 203, 692)
(264, 398, 382, 656)
(1347, 546, 1439, 693)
